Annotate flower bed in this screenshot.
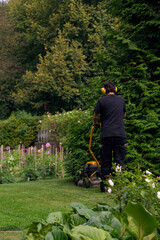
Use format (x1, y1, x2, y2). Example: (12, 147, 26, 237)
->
(0, 142, 66, 183)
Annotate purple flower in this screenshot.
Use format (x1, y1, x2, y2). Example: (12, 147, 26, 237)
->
(3, 156, 6, 159)
(46, 143, 50, 148)
(6, 146, 10, 151)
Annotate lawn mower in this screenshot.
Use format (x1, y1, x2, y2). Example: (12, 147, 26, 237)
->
(74, 125, 101, 188)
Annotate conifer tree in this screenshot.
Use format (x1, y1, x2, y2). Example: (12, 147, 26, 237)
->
(97, 0, 160, 173)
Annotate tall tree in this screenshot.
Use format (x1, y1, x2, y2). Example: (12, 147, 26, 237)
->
(97, 0, 160, 173)
(0, 5, 24, 119)
(11, 0, 109, 113)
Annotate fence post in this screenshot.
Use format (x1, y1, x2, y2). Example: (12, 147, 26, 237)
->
(55, 147, 57, 176)
(42, 144, 45, 180)
(0, 145, 3, 173)
(26, 148, 28, 169)
(60, 143, 64, 178)
(22, 144, 25, 167)
(34, 146, 37, 170)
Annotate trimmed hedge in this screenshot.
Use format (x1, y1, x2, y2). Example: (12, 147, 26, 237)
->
(0, 111, 41, 148)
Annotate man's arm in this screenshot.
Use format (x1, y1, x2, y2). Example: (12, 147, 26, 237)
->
(93, 113, 99, 125)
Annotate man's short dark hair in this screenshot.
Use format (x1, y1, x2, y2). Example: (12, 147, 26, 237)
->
(103, 81, 115, 93)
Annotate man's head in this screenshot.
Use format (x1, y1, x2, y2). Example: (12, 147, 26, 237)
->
(102, 81, 116, 94)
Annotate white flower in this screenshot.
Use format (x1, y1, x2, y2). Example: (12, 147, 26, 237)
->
(108, 179, 114, 186)
(115, 166, 122, 172)
(146, 170, 152, 176)
(145, 178, 151, 183)
(151, 183, 155, 188)
(108, 187, 112, 194)
(9, 155, 14, 161)
(157, 191, 160, 199)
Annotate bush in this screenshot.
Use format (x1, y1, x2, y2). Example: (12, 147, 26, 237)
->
(40, 109, 101, 175)
(0, 111, 41, 148)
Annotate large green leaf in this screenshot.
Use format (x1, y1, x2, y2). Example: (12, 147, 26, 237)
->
(70, 202, 98, 220)
(46, 212, 69, 225)
(90, 211, 123, 236)
(70, 213, 86, 227)
(63, 214, 86, 235)
(45, 230, 68, 240)
(69, 225, 111, 240)
(124, 202, 157, 239)
(27, 222, 53, 240)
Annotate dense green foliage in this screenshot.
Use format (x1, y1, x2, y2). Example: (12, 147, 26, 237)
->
(0, 4, 24, 119)
(7, 0, 108, 114)
(101, 0, 160, 174)
(23, 201, 159, 240)
(0, 111, 40, 148)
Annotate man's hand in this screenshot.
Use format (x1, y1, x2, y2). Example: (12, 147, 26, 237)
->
(93, 113, 99, 125)
(93, 122, 101, 128)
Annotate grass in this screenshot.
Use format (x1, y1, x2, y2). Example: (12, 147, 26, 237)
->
(0, 177, 114, 239)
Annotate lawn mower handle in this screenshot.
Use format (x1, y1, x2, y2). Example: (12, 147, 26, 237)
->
(89, 125, 100, 167)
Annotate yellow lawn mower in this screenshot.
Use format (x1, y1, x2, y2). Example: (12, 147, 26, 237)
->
(74, 125, 101, 188)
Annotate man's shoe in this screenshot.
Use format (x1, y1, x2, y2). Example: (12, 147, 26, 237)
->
(100, 181, 106, 192)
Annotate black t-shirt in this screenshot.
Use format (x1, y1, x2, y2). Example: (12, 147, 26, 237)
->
(94, 95, 126, 138)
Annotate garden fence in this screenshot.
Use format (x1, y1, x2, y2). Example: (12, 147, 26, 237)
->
(0, 143, 68, 182)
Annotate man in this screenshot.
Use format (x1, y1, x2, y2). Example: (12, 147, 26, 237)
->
(93, 81, 126, 192)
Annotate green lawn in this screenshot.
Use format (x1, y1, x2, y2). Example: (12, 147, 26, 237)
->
(0, 177, 113, 238)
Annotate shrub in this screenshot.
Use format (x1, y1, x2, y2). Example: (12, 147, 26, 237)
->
(0, 111, 41, 148)
(40, 109, 101, 175)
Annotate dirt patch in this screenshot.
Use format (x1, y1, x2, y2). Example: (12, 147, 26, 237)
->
(0, 231, 24, 240)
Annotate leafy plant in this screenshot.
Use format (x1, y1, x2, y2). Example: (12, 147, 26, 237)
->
(22, 201, 159, 240)
(103, 166, 160, 218)
(0, 111, 41, 148)
(22, 168, 39, 182)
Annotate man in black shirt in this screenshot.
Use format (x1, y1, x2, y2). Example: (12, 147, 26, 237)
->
(93, 81, 126, 192)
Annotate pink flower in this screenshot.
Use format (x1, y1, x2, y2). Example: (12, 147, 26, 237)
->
(77, 120, 80, 123)
(46, 143, 50, 148)
(10, 168, 12, 171)
(6, 146, 10, 151)
(47, 115, 50, 117)
(47, 151, 50, 155)
(20, 157, 22, 160)
(39, 120, 42, 123)
(3, 156, 6, 159)
(59, 142, 62, 145)
(20, 161, 23, 164)
(0, 165, 2, 168)
(40, 156, 42, 159)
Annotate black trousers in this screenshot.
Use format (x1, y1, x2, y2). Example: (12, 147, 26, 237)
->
(100, 137, 126, 180)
